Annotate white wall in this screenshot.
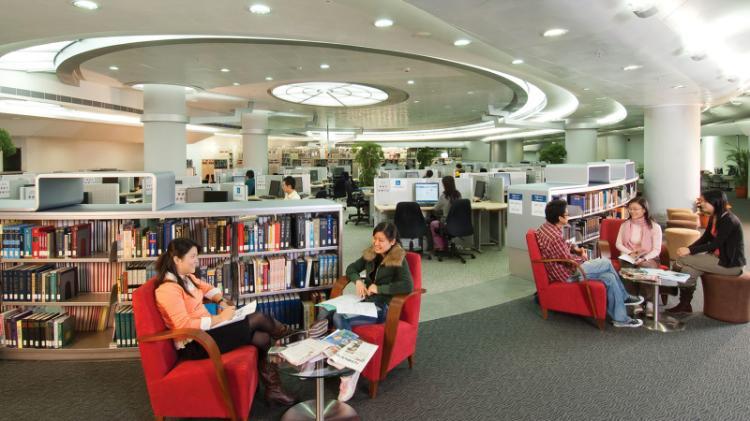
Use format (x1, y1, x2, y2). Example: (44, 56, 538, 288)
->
(625, 135, 644, 167)
(523, 150, 538, 162)
(701, 135, 748, 172)
(187, 134, 242, 179)
(463, 140, 490, 161)
(596, 136, 607, 161)
(15, 137, 143, 172)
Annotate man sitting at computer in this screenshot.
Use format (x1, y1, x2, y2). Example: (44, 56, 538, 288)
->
(282, 176, 301, 200)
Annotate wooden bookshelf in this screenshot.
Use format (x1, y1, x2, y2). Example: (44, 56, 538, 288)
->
(2, 292, 112, 307)
(239, 284, 333, 299)
(1, 253, 113, 263)
(238, 245, 338, 258)
(0, 329, 138, 361)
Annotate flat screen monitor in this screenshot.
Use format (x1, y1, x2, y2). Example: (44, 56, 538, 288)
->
(204, 190, 229, 202)
(474, 180, 486, 200)
(310, 171, 319, 182)
(294, 176, 303, 192)
(405, 171, 420, 178)
(331, 167, 344, 177)
(414, 182, 439, 204)
(494, 172, 511, 187)
(269, 179, 283, 198)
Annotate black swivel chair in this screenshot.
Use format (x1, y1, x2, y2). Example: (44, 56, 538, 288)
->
(332, 177, 347, 200)
(394, 202, 429, 258)
(435, 198, 475, 264)
(345, 182, 369, 225)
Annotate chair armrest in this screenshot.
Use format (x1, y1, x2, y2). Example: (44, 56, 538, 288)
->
(598, 240, 612, 260)
(138, 328, 238, 421)
(379, 288, 426, 380)
(331, 276, 351, 298)
(531, 258, 600, 321)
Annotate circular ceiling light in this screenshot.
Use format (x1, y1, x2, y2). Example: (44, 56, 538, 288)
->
(248, 4, 271, 14)
(407, 80, 415, 85)
(271, 82, 389, 107)
(542, 28, 569, 37)
(511, 59, 524, 65)
(374, 18, 394, 28)
(320, 63, 330, 69)
(72, 0, 99, 10)
(454, 39, 471, 47)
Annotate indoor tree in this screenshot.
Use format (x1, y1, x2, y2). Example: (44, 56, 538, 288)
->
(0, 128, 16, 172)
(353, 142, 383, 187)
(726, 145, 749, 198)
(539, 142, 566, 164)
(415, 147, 439, 169)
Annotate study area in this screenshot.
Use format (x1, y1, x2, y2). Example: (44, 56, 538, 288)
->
(1, 1, 750, 420)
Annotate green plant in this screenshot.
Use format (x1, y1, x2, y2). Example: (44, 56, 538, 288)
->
(636, 164, 644, 179)
(726, 145, 749, 187)
(0, 128, 16, 157)
(539, 142, 566, 164)
(415, 147, 439, 169)
(353, 142, 383, 187)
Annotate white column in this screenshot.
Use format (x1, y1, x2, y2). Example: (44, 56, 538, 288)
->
(490, 142, 507, 162)
(241, 113, 269, 173)
(607, 134, 627, 159)
(506, 139, 524, 163)
(564, 128, 597, 163)
(700, 136, 718, 171)
(142, 84, 187, 175)
(644, 104, 701, 221)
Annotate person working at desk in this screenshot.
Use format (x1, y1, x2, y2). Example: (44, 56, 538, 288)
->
(244, 170, 255, 196)
(430, 176, 461, 252)
(425, 169, 434, 178)
(454, 163, 464, 177)
(536, 199, 644, 328)
(282, 176, 301, 200)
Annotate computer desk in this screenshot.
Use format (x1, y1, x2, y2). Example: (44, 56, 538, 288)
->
(373, 200, 507, 251)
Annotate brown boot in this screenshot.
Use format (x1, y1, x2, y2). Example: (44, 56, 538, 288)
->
(259, 358, 296, 406)
(270, 320, 295, 340)
(666, 286, 694, 313)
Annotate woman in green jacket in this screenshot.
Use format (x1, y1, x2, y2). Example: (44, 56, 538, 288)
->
(317, 221, 413, 401)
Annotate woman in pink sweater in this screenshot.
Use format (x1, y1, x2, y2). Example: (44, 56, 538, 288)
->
(154, 238, 295, 406)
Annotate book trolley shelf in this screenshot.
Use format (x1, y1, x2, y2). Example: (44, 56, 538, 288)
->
(506, 162, 638, 281)
(0, 172, 343, 361)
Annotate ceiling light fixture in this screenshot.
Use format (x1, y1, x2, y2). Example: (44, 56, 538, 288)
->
(407, 80, 415, 85)
(511, 59, 524, 65)
(320, 63, 330, 69)
(627, 0, 658, 18)
(271, 82, 388, 107)
(454, 39, 471, 47)
(220, 68, 230, 73)
(248, 4, 271, 14)
(542, 28, 568, 37)
(72, 0, 99, 10)
(583, 88, 591, 91)
(672, 84, 685, 89)
(265, 76, 273, 81)
(622, 64, 643, 71)
(232, 82, 240, 86)
(374, 18, 393, 28)
(108, 65, 119, 71)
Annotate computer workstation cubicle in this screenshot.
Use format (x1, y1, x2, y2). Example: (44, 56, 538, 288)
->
(253, 174, 312, 199)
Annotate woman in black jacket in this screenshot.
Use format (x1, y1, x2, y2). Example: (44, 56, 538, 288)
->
(669, 190, 746, 313)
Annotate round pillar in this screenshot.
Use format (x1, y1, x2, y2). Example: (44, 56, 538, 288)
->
(506, 139, 524, 163)
(490, 141, 506, 162)
(241, 113, 269, 173)
(564, 128, 597, 163)
(142, 84, 187, 175)
(644, 104, 701, 221)
(607, 134, 627, 159)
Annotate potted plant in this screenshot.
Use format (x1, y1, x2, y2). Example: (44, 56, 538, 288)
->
(353, 142, 383, 187)
(539, 142, 566, 164)
(726, 146, 749, 199)
(415, 147, 439, 169)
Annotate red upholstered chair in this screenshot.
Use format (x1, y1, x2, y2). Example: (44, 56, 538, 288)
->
(526, 229, 607, 330)
(597, 218, 627, 271)
(330, 252, 425, 398)
(133, 277, 259, 421)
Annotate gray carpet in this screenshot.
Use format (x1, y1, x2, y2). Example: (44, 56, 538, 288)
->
(2, 297, 750, 421)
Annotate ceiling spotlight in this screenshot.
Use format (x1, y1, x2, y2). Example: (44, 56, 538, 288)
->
(453, 39, 471, 47)
(672, 85, 685, 89)
(542, 28, 569, 37)
(72, 0, 99, 10)
(232, 82, 240, 86)
(583, 88, 591, 91)
(108, 65, 119, 71)
(374, 18, 393, 28)
(220, 68, 231, 73)
(320, 63, 330, 69)
(511, 59, 524, 65)
(413, 100, 420, 103)
(622, 64, 643, 71)
(248, 4, 271, 14)
(627, 0, 658, 18)
(407, 80, 415, 85)
(265, 76, 273, 81)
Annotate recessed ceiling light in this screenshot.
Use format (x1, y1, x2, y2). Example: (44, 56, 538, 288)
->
(108, 65, 119, 71)
(248, 4, 271, 14)
(413, 100, 420, 103)
(511, 59, 524, 65)
(583, 88, 591, 91)
(453, 39, 471, 47)
(622, 64, 643, 71)
(220, 68, 231, 73)
(374, 18, 393, 28)
(672, 84, 685, 89)
(407, 80, 415, 85)
(232, 82, 240, 86)
(467, 91, 474, 95)
(72, 0, 99, 10)
(265, 76, 274, 81)
(320, 63, 330, 69)
(542, 28, 569, 37)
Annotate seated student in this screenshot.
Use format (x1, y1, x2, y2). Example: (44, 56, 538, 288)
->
(282, 176, 301, 200)
(430, 176, 461, 252)
(317, 222, 413, 402)
(669, 190, 746, 313)
(454, 163, 464, 177)
(245, 170, 255, 196)
(425, 169, 434, 178)
(154, 238, 296, 406)
(536, 199, 644, 328)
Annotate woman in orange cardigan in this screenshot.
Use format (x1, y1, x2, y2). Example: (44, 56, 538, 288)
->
(154, 238, 295, 406)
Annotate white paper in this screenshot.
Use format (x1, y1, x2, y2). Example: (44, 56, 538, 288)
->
(280, 338, 330, 366)
(327, 339, 379, 372)
(531, 194, 547, 217)
(211, 301, 257, 329)
(316, 295, 378, 318)
(508, 192, 523, 215)
(618, 254, 637, 264)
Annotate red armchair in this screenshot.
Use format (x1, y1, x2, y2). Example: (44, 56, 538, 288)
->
(133, 277, 259, 421)
(598, 218, 670, 271)
(331, 251, 426, 398)
(526, 229, 607, 330)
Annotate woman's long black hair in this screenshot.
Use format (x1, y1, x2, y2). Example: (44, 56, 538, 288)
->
(154, 237, 202, 297)
(701, 189, 729, 217)
(441, 176, 461, 201)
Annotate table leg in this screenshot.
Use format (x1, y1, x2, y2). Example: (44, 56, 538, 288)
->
(281, 377, 360, 421)
(643, 282, 685, 332)
(472, 209, 482, 253)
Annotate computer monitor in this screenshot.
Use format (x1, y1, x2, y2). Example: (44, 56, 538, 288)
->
(331, 166, 344, 178)
(268, 179, 283, 198)
(414, 182, 439, 204)
(294, 176, 303, 192)
(474, 180, 486, 200)
(310, 171, 319, 182)
(405, 171, 419, 178)
(204, 190, 229, 202)
(494, 172, 511, 187)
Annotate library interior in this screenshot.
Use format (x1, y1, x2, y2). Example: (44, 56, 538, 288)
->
(1, 1, 750, 420)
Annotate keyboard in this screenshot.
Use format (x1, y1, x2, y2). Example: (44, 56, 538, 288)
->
(259, 195, 278, 200)
(417, 202, 436, 207)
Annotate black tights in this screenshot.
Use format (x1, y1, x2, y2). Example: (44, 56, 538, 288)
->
(178, 312, 280, 360)
(246, 312, 276, 356)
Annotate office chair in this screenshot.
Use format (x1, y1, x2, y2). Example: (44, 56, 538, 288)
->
(394, 201, 429, 257)
(435, 198, 475, 263)
(315, 189, 329, 198)
(332, 177, 347, 200)
(345, 182, 369, 225)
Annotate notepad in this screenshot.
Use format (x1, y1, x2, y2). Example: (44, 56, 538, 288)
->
(211, 301, 257, 330)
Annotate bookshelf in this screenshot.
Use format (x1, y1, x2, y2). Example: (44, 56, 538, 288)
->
(0, 192, 343, 360)
(506, 162, 638, 280)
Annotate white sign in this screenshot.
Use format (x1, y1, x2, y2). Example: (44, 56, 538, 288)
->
(390, 179, 406, 191)
(143, 177, 153, 196)
(375, 179, 390, 194)
(508, 192, 523, 215)
(0, 180, 10, 198)
(255, 175, 267, 191)
(531, 194, 547, 217)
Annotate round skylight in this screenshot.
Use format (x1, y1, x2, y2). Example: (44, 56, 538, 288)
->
(271, 82, 389, 107)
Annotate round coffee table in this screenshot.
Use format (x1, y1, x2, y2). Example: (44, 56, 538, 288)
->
(620, 269, 686, 332)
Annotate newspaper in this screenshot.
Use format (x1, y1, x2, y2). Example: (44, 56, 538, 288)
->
(327, 339, 379, 372)
(279, 338, 330, 366)
(211, 301, 257, 330)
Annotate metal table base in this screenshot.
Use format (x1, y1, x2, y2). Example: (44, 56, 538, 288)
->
(642, 282, 685, 332)
(281, 377, 360, 421)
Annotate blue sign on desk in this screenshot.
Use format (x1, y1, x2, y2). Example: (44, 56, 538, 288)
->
(531, 194, 546, 202)
(508, 193, 523, 215)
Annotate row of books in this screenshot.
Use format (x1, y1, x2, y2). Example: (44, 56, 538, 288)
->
(562, 217, 601, 244)
(0, 309, 75, 348)
(566, 183, 637, 216)
(117, 262, 156, 301)
(237, 214, 338, 253)
(0, 223, 93, 259)
(113, 305, 137, 348)
(1, 264, 77, 302)
(117, 218, 232, 258)
(238, 254, 339, 295)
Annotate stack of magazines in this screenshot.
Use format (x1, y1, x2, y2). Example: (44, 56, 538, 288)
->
(277, 329, 378, 372)
(620, 268, 690, 283)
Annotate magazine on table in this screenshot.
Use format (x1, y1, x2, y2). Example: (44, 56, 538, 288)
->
(620, 268, 690, 283)
(316, 294, 378, 318)
(322, 329, 360, 356)
(327, 339, 379, 372)
(279, 338, 330, 366)
(210, 301, 257, 330)
(619, 268, 658, 282)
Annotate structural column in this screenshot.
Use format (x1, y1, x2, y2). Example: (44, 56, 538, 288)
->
(644, 104, 701, 221)
(506, 139, 524, 163)
(241, 113, 269, 173)
(564, 128, 598, 163)
(606, 134, 627, 159)
(490, 141, 507, 162)
(142, 84, 187, 175)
